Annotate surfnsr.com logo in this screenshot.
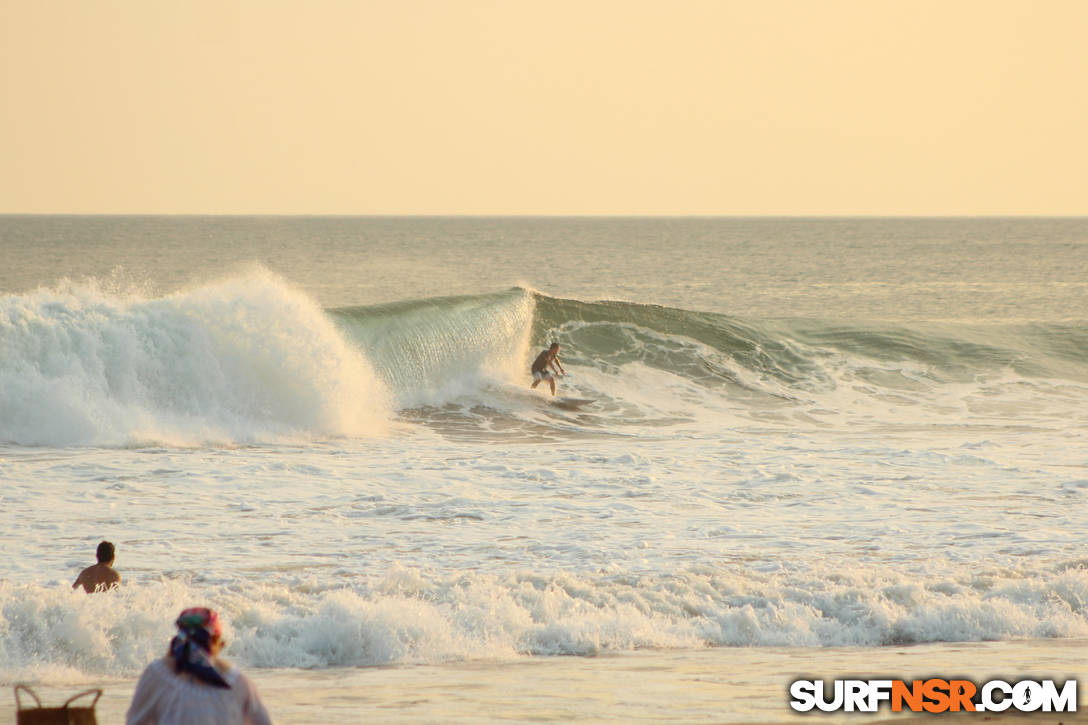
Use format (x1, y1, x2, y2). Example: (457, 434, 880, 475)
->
(789, 679, 1078, 713)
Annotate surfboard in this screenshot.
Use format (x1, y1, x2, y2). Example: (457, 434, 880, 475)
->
(551, 397, 595, 410)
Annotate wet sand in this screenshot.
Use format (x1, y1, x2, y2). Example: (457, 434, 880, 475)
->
(5, 638, 1084, 724)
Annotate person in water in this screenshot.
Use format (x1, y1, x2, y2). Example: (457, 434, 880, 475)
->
(126, 607, 272, 725)
(530, 342, 566, 396)
(73, 540, 121, 593)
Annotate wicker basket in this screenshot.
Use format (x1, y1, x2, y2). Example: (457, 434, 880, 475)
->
(14, 685, 100, 725)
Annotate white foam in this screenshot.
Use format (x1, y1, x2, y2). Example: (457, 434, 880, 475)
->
(3, 563, 1085, 682)
(0, 271, 391, 446)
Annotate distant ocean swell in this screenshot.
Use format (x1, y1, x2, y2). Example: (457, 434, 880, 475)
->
(2, 272, 1087, 446)
(2, 562, 1086, 680)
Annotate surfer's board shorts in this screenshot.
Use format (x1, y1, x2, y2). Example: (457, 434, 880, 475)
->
(532, 370, 553, 382)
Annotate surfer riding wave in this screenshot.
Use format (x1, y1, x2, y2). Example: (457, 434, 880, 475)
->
(530, 342, 565, 396)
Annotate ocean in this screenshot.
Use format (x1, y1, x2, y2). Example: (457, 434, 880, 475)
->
(1, 216, 1086, 722)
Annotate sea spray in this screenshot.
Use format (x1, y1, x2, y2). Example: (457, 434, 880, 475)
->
(2, 563, 1085, 682)
(6, 281, 1086, 445)
(0, 271, 391, 446)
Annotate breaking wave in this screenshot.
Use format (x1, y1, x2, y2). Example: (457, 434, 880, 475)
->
(2, 561, 1085, 681)
(3, 276, 1086, 446)
(0, 271, 391, 446)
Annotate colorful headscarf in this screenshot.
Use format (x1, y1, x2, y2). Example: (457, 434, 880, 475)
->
(169, 607, 231, 689)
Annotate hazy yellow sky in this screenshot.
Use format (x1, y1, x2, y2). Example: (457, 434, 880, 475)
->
(2, 0, 1086, 215)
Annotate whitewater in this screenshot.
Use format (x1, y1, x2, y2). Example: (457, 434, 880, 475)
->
(1, 216, 1086, 722)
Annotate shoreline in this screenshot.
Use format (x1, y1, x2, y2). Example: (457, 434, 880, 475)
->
(5, 639, 1085, 724)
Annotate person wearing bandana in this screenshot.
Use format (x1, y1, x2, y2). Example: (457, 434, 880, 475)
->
(126, 607, 271, 725)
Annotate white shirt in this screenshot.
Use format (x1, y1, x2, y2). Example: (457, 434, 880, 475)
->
(126, 656, 272, 725)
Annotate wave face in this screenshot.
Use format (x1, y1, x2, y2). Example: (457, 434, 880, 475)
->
(327, 289, 1088, 437)
(552, 294, 1088, 430)
(534, 293, 1088, 385)
(330, 288, 535, 408)
(0, 272, 390, 446)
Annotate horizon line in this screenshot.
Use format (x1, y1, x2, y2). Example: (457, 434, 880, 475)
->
(3, 213, 1087, 220)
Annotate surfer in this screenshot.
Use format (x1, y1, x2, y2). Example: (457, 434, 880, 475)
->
(73, 540, 121, 593)
(530, 342, 566, 396)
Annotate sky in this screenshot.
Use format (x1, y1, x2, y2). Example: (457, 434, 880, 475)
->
(2, 0, 1087, 215)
